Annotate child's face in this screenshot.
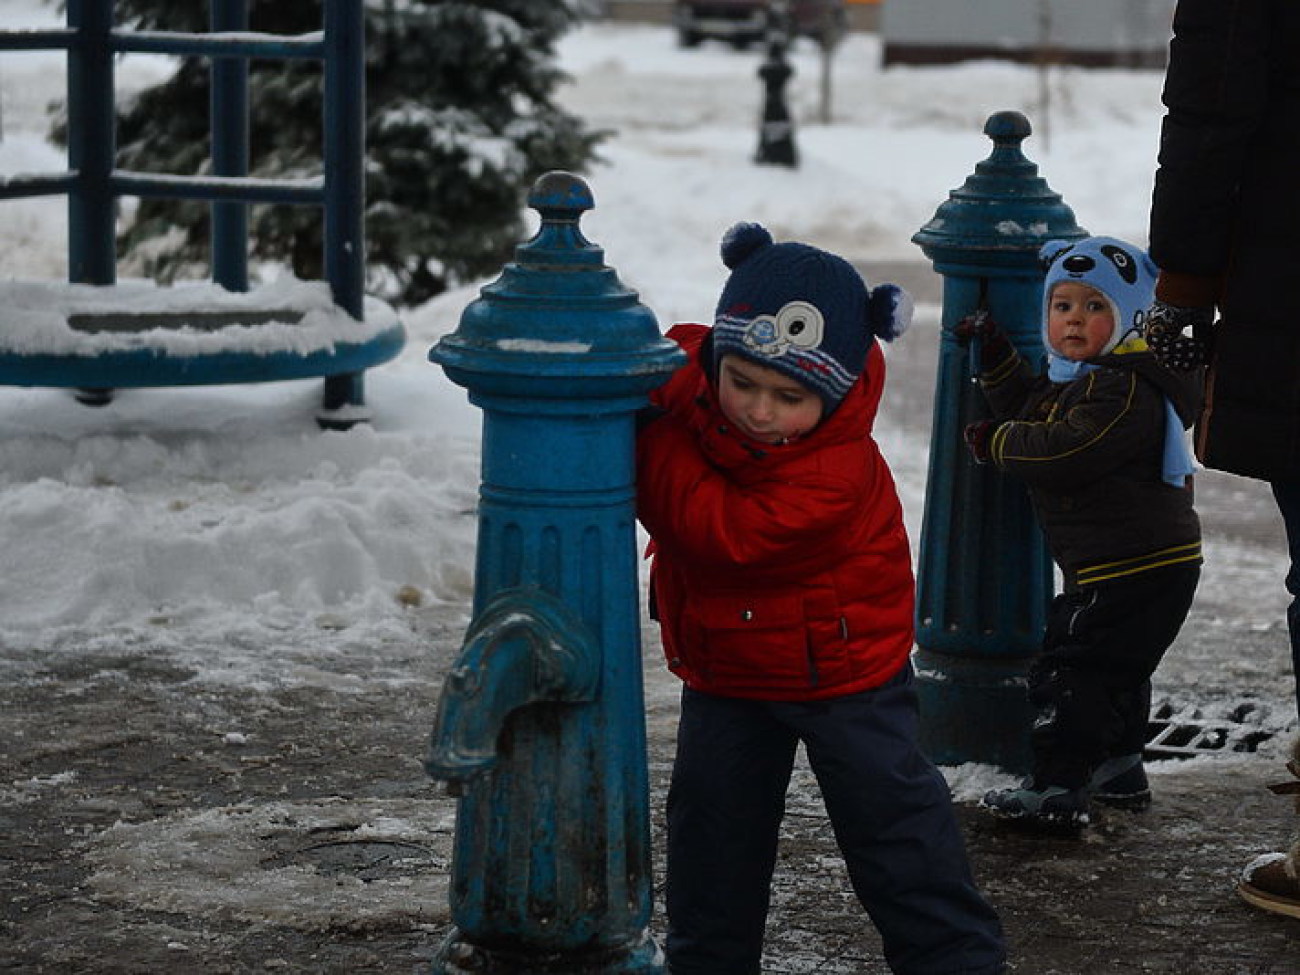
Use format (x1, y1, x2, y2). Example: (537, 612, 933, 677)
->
(717, 354, 824, 445)
(1046, 282, 1116, 361)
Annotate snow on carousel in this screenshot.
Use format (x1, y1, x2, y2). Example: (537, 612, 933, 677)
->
(0, 0, 404, 429)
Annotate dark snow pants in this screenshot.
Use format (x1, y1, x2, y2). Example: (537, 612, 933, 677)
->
(1029, 564, 1200, 789)
(664, 665, 1007, 975)
(1271, 478, 1300, 726)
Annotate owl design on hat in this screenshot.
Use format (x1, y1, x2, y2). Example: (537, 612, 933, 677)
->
(739, 300, 825, 358)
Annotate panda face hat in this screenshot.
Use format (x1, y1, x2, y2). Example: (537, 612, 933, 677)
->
(1040, 236, 1158, 357)
(711, 222, 913, 411)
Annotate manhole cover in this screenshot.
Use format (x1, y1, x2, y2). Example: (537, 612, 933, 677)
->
(262, 838, 439, 882)
(1145, 699, 1275, 759)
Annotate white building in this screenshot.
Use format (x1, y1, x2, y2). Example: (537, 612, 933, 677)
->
(881, 0, 1177, 68)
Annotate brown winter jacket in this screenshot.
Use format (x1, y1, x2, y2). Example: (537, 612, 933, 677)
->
(1149, 0, 1300, 481)
(978, 339, 1203, 590)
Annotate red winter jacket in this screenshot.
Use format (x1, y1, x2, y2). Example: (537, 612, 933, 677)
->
(636, 322, 915, 701)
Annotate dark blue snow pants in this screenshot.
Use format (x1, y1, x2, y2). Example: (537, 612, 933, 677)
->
(664, 665, 1007, 975)
(1029, 563, 1200, 789)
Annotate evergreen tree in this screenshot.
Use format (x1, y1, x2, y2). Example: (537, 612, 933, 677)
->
(68, 1, 603, 306)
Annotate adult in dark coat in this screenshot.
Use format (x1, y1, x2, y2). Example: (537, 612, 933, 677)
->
(1147, 0, 1300, 922)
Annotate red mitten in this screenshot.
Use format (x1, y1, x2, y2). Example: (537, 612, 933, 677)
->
(953, 313, 1012, 370)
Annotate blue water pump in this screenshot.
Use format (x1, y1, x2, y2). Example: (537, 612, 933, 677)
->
(425, 172, 684, 974)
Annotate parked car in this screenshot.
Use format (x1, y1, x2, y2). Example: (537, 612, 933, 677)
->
(674, 0, 847, 50)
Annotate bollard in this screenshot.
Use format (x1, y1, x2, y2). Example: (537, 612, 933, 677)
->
(755, 3, 797, 168)
(910, 111, 1086, 773)
(425, 172, 684, 974)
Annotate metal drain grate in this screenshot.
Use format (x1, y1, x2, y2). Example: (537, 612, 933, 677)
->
(1144, 700, 1275, 759)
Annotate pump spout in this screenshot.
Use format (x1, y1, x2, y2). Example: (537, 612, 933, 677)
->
(426, 588, 598, 788)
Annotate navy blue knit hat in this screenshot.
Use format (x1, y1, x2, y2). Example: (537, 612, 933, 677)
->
(712, 223, 912, 409)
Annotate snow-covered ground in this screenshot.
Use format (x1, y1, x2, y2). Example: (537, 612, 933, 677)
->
(1, 5, 1296, 956)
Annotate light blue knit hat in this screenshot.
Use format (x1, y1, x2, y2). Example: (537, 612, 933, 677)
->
(1040, 235, 1158, 356)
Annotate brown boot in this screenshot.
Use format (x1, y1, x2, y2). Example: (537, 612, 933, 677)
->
(1239, 846, 1300, 919)
(1237, 737, 1300, 919)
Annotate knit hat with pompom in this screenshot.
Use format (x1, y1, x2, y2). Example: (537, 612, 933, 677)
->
(711, 222, 912, 410)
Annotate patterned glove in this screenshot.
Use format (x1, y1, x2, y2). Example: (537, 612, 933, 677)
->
(953, 312, 1012, 371)
(1145, 300, 1214, 370)
(963, 421, 997, 464)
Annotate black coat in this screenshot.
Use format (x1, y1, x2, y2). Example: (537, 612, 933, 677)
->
(1149, 0, 1300, 481)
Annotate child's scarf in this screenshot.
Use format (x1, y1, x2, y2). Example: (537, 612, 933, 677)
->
(1046, 344, 1195, 488)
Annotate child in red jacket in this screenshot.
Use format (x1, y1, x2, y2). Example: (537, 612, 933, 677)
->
(636, 222, 1006, 975)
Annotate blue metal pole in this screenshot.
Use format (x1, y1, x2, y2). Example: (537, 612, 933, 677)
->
(911, 111, 1086, 773)
(323, 0, 364, 320)
(321, 0, 367, 414)
(111, 32, 324, 59)
(66, 0, 116, 285)
(211, 0, 250, 292)
(426, 172, 683, 974)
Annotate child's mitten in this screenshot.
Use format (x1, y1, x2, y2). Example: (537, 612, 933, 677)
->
(636, 404, 668, 433)
(953, 313, 1013, 372)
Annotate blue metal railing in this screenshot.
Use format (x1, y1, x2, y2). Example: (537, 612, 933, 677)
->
(0, 0, 364, 319)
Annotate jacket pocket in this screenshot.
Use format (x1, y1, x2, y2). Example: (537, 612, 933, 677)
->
(685, 590, 831, 690)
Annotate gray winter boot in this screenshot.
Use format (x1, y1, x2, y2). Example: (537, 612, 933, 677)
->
(1088, 753, 1152, 811)
(981, 779, 1090, 830)
(1237, 736, 1300, 919)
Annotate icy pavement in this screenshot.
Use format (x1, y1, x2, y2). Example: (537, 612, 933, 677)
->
(3, 606, 1299, 973)
(4, 267, 1300, 973)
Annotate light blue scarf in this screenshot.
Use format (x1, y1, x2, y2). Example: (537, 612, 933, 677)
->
(1047, 354, 1195, 488)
